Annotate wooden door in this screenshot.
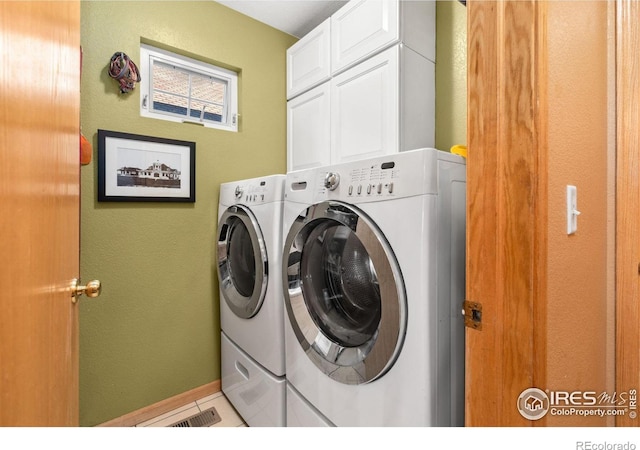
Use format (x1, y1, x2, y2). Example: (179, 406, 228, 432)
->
(466, 0, 543, 426)
(616, 0, 640, 428)
(0, 1, 81, 426)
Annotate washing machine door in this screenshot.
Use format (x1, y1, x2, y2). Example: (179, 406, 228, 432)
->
(217, 205, 268, 319)
(283, 201, 407, 385)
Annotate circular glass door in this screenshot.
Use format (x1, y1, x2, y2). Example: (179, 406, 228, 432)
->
(217, 205, 268, 319)
(283, 201, 407, 385)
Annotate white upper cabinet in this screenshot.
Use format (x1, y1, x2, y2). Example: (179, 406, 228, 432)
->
(331, 0, 435, 75)
(331, 44, 434, 165)
(286, 0, 436, 172)
(286, 19, 331, 100)
(287, 82, 331, 172)
(330, 46, 399, 164)
(331, 0, 399, 75)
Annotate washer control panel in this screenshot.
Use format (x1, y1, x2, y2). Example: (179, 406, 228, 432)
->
(312, 148, 448, 202)
(347, 167, 397, 197)
(319, 160, 401, 201)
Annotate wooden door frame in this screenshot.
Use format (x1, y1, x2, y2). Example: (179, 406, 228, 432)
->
(615, 0, 640, 428)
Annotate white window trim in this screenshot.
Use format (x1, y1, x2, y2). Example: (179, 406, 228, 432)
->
(139, 43, 238, 132)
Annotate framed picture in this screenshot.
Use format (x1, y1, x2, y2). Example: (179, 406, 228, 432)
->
(98, 130, 195, 202)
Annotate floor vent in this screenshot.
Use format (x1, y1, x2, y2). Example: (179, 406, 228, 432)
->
(170, 407, 222, 427)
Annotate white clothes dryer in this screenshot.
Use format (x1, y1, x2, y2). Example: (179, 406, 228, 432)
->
(281, 148, 466, 426)
(217, 174, 286, 426)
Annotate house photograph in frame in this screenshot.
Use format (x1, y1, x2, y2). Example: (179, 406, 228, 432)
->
(98, 130, 196, 202)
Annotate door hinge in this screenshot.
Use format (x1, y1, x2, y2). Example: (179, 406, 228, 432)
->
(463, 300, 483, 331)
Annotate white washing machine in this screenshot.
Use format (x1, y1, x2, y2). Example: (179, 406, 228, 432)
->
(281, 148, 466, 426)
(286, 382, 333, 427)
(217, 174, 286, 427)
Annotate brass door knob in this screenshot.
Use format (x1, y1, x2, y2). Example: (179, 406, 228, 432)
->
(71, 278, 101, 303)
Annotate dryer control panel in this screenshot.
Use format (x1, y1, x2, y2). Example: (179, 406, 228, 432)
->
(219, 174, 286, 207)
(236, 182, 268, 204)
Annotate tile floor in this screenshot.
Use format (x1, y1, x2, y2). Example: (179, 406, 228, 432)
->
(135, 391, 246, 427)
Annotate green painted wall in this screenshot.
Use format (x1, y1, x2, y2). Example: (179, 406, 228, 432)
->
(79, 1, 297, 426)
(435, 0, 467, 151)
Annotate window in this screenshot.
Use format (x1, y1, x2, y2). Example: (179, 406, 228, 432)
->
(140, 44, 238, 132)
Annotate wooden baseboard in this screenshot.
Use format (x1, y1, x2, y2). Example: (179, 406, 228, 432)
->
(98, 380, 221, 427)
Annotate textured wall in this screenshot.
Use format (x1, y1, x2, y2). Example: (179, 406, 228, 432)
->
(80, 1, 296, 426)
(435, 0, 467, 152)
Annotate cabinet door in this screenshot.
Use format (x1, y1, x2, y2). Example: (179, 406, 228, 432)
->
(287, 19, 331, 100)
(331, 0, 399, 75)
(331, 46, 398, 164)
(287, 82, 331, 172)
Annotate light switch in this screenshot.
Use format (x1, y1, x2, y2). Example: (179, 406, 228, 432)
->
(567, 185, 580, 235)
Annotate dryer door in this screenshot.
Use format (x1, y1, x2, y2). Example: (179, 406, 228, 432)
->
(283, 201, 406, 385)
(217, 205, 268, 319)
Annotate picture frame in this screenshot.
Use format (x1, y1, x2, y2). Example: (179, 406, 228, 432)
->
(98, 130, 196, 202)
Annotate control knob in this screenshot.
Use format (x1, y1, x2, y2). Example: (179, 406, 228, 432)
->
(324, 172, 340, 191)
(234, 185, 243, 199)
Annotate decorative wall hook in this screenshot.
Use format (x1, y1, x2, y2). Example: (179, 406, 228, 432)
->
(108, 51, 141, 94)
